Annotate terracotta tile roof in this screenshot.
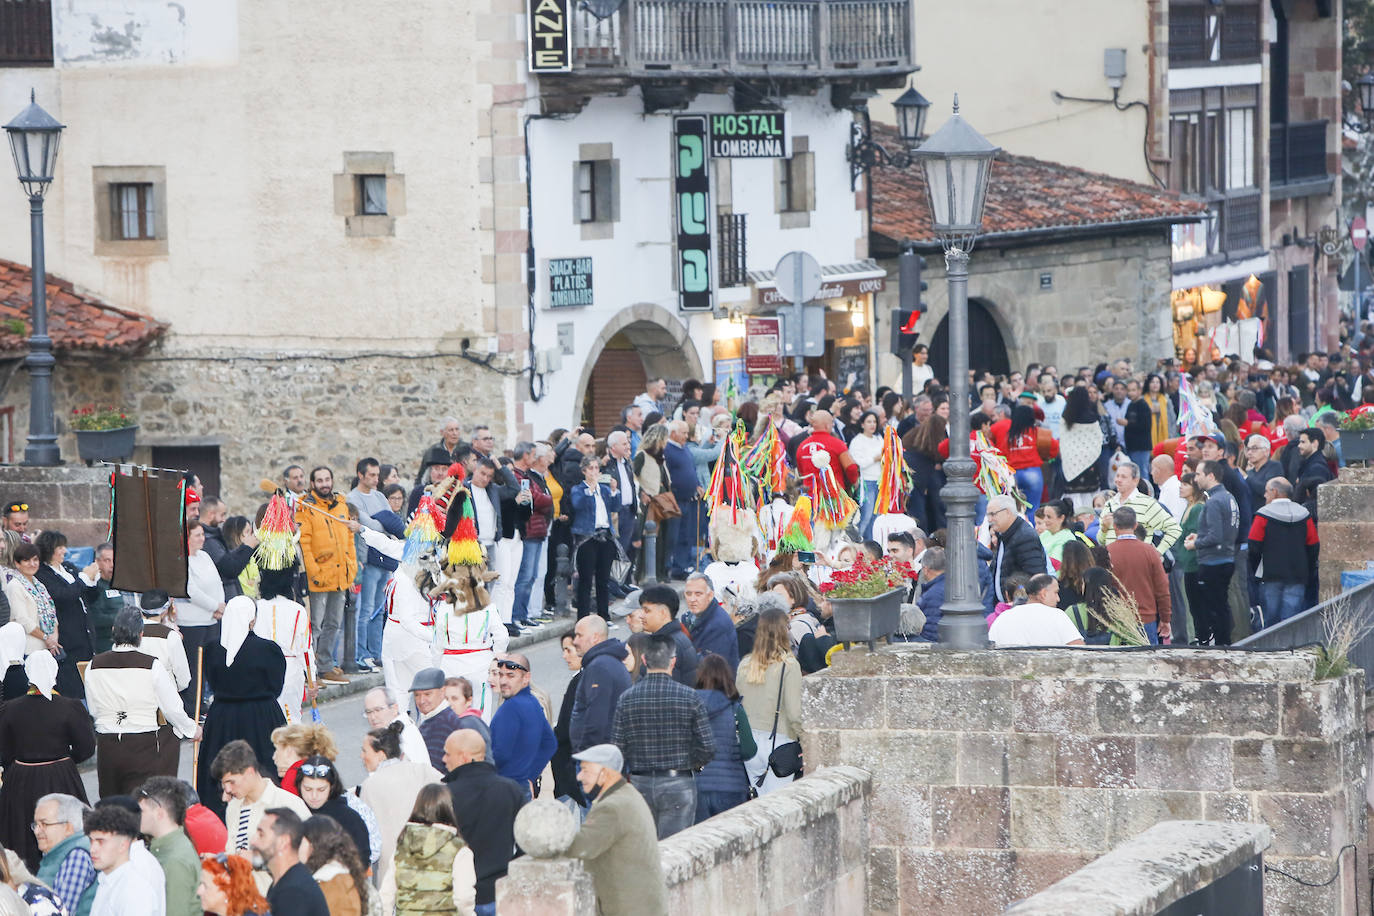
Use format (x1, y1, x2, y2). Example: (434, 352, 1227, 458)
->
(869, 123, 1207, 247)
(0, 258, 167, 355)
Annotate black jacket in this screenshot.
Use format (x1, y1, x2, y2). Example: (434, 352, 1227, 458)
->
(1245, 459, 1283, 507)
(735, 616, 758, 660)
(651, 619, 699, 688)
(570, 638, 631, 751)
(1248, 499, 1319, 584)
(551, 672, 584, 804)
(991, 517, 1047, 597)
(201, 524, 255, 600)
(442, 759, 526, 906)
(1219, 465, 1254, 547)
(266, 863, 329, 916)
(1293, 451, 1334, 518)
(1123, 398, 1154, 451)
(35, 563, 96, 662)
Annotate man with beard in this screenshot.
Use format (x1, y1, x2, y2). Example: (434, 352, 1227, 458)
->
(295, 467, 361, 685)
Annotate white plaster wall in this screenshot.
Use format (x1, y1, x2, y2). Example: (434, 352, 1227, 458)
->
(525, 89, 864, 432)
(53, 0, 239, 67)
(0, 0, 490, 352)
(879, 0, 1155, 185)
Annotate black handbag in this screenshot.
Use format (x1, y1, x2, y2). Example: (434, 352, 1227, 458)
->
(758, 664, 803, 783)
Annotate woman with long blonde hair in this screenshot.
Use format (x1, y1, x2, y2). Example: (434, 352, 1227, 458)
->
(736, 608, 801, 796)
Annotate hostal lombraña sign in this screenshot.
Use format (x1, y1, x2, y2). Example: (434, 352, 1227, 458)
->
(709, 113, 788, 158)
(548, 257, 593, 308)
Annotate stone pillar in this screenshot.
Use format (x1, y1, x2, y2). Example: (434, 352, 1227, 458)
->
(496, 798, 596, 916)
(0, 465, 111, 546)
(1316, 467, 1374, 601)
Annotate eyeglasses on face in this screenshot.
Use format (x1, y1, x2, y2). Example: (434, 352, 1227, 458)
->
(31, 819, 64, 832)
(496, 659, 529, 673)
(299, 763, 333, 778)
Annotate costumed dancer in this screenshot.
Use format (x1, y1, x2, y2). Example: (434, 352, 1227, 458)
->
(704, 427, 762, 604)
(137, 590, 192, 693)
(0, 621, 27, 700)
(85, 608, 199, 797)
(253, 565, 314, 725)
(0, 651, 95, 870)
(870, 425, 918, 546)
(195, 596, 287, 821)
(807, 451, 858, 552)
(426, 464, 508, 721)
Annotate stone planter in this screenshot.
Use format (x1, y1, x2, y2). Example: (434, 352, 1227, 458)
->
(74, 425, 138, 465)
(1342, 428, 1374, 465)
(828, 586, 904, 650)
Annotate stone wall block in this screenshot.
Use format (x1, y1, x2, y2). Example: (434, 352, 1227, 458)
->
(838, 731, 956, 785)
(1105, 790, 1203, 846)
(1009, 787, 1109, 850)
(1263, 856, 1342, 916)
(1258, 793, 1341, 857)
(1232, 739, 1339, 792)
(803, 675, 885, 730)
(1134, 736, 1233, 791)
(1013, 679, 1097, 735)
(800, 729, 840, 770)
(886, 677, 1013, 731)
(956, 732, 1057, 787)
(1007, 851, 1098, 902)
(867, 782, 931, 848)
(901, 849, 1016, 916)
(930, 786, 1011, 849)
(1201, 792, 1255, 823)
(1054, 736, 1136, 789)
(867, 846, 899, 916)
(1096, 679, 1279, 736)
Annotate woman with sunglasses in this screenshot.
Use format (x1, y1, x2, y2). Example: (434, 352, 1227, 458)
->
(296, 756, 372, 869)
(197, 853, 269, 916)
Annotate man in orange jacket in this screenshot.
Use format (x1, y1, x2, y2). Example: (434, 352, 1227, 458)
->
(296, 466, 361, 684)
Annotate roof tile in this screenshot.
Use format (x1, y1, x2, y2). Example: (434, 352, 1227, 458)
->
(0, 258, 167, 355)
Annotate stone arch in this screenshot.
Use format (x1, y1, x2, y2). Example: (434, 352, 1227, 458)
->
(574, 303, 705, 430)
(929, 296, 1013, 381)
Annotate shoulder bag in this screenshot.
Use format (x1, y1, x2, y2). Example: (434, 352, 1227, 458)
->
(757, 662, 803, 784)
(646, 490, 681, 522)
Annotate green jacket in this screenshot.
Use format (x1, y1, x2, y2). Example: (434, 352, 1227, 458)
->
(150, 828, 201, 916)
(37, 832, 96, 916)
(567, 779, 667, 916)
(394, 823, 466, 915)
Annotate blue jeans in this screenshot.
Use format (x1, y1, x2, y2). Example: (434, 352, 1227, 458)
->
(695, 788, 748, 824)
(512, 538, 546, 623)
(1262, 581, 1306, 625)
(1128, 450, 1152, 480)
(633, 772, 696, 839)
(475, 905, 496, 916)
(669, 497, 700, 575)
(355, 564, 387, 665)
(857, 481, 878, 540)
(1014, 466, 1044, 517)
(1143, 620, 1159, 645)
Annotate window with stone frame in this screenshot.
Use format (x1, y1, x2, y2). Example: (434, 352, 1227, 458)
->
(572, 144, 619, 240)
(356, 175, 387, 216)
(93, 166, 168, 256)
(775, 137, 814, 229)
(334, 153, 406, 238)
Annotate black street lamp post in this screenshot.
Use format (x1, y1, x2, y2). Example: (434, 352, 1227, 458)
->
(4, 91, 65, 466)
(910, 96, 999, 649)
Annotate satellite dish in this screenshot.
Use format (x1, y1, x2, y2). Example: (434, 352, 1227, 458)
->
(580, 0, 624, 19)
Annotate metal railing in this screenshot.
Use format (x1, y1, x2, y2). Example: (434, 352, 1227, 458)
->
(1221, 192, 1262, 253)
(0, 0, 52, 67)
(1270, 120, 1330, 186)
(1234, 579, 1374, 685)
(568, 0, 912, 75)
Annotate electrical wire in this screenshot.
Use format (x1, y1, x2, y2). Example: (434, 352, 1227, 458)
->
(1050, 88, 1166, 188)
(1264, 844, 1356, 887)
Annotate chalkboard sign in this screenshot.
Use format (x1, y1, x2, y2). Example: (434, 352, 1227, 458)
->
(835, 345, 870, 392)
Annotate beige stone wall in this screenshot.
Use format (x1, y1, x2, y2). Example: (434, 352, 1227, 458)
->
(2, 352, 506, 511)
(803, 648, 1367, 916)
(873, 231, 1175, 385)
(1316, 467, 1374, 601)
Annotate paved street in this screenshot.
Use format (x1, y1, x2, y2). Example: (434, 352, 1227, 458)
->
(79, 620, 634, 800)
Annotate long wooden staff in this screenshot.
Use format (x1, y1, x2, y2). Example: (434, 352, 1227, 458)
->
(190, 649, 204, 789)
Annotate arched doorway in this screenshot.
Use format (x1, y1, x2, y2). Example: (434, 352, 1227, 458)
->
(575, 304, 704, 435)
(930, 298, 1011, 383)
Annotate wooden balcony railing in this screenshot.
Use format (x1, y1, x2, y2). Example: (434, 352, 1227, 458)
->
(568, 0, 912, 77)
(1270, 121, 1330, 187)
(0, 0, 52, 67)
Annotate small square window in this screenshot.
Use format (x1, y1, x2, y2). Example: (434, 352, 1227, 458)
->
(577, 161, 597, 223)
(357, 175, 387, 215)
(110, 183, 155, 240)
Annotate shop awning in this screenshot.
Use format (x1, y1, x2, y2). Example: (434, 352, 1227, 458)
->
(747, 259, 887, 308)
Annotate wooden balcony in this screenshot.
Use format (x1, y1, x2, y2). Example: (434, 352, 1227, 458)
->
(568, 0, 912, 78)
(0, 0, 53, 67)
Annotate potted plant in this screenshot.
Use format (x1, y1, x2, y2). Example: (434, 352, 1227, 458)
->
(69, 405, 138, 465)
(819, 555, 915, 649)
(1338, 410, 1374, 465)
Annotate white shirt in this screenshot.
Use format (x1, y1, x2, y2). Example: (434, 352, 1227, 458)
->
(988, 602, 1085, 647)
(391, 712, 431, 767)
(1036, 394, 1067, 439)
(615, 459, 634, 506)
(1104, 398, 1130, 447)
(587, 483, 610, 530)
(1157, 476, 1185, 519)
(92, 845, 165, 916)
(182, 551, 224, 627)
(848, 433, 884, 482)
(471, 485, 497, 545)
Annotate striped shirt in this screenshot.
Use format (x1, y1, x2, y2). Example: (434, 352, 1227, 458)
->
(234, 805, 251, 851)
(1099, 489, 1182, 554)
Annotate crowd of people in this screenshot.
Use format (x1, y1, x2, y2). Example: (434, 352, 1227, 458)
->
(0, 329, 1361, 915)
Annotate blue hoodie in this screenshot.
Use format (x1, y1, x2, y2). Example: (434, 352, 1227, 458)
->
(490, 686, 557, 786)
(571, 638, 631, 751)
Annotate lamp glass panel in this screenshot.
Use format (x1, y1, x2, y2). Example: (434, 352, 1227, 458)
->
(922, 157, 952, 230)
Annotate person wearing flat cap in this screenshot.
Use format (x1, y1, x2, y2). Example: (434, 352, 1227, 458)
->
(567, 743, 667, 916)
(409, 667, 475, 773)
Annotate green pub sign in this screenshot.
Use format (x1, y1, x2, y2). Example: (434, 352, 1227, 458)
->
(709, 112, 788, 158)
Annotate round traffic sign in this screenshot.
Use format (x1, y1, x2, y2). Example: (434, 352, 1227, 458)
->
(1353, 217, 1367, 252)
(774, 251, 822, 305)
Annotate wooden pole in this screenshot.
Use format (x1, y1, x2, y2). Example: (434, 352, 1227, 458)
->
(190, 648, 204, 789)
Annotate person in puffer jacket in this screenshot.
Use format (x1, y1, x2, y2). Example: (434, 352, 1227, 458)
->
(1247, 477, 1319, 627)
(691, 653, 757, 824)
(570, 617, 631, 752)
(384, 784, 476, 916)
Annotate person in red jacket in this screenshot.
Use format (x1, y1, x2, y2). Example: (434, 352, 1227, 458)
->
(989, 404, 1057, 515)
(795, 411, 860, 490)
(1247, 476, 1319, 626)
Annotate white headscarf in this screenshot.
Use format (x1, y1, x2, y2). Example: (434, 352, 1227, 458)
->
(221, 596, 257, 666)
(23, 650, 56, 699)
(0, 622, 24, 669)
